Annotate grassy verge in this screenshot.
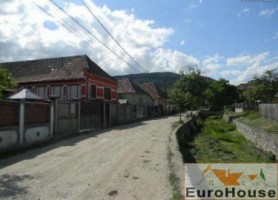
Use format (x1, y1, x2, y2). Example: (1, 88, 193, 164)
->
(236, 110, 278, 134)
(180, 116, 275, 163)
(167, 124, 183, 200)
(167, 145, 182, 200)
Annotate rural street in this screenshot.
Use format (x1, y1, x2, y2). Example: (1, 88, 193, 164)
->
(0, 116, 180, 200)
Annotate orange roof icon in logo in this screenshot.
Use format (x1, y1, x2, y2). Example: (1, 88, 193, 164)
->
(202, 165, 262, 186)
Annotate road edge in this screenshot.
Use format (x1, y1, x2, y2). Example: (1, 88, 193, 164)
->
(168, 119, 190, 200)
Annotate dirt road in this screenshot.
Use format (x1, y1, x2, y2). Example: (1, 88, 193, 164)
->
(0, 116, 180, 200)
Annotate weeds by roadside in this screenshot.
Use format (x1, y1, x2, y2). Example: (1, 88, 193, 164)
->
(179, 116, 276, 163)
(236, 110, 278, 134)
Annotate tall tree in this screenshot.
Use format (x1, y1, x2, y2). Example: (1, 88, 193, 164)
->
(0, 65, 17, 98)
(243, 69, 278, 103)
(205, 78, 238, 109)
(170, 66, 210, 112)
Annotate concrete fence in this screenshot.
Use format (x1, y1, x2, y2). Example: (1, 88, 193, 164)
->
(0, 100, 54, 152)
(223, 114, 278, 159)
(0, 99, 158, 153)
(259, 104, 278, 121)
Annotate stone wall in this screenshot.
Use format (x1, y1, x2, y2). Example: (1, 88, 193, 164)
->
(223, 114, 278, 159)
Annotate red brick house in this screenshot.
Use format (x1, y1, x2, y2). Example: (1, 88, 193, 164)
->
(1, 55, 117, 102)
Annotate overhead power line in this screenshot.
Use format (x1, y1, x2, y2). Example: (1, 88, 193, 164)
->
(33, 1, 135, 74)
(80, 0, 148, 73)
(48, 0, 142, 73)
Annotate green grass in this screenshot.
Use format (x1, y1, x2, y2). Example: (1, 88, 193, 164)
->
(167, 143, 182, 200)
(181, 116, 275, 163)
(236, 110, 278, 134)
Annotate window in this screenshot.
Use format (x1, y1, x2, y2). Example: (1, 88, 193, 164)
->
(208, 180, 214, 186)
(67, 85, 81, 99)
(51, 85, 62, 99)
(91, 85, 96, 98)
(36, 86, 47, 99)
(104, 88, 111, 100)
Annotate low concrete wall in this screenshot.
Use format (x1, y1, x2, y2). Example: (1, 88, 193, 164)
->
(223, 114, 278, 159)
(24, 124, 51, 146)
(0, 128, 19, 149)
(0, 124, 51, 152)
(169, 118, 197, 199)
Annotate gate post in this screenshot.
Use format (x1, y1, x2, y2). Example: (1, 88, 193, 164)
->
(19, 100, 25, 146)
(77, 99, 81, 133)
(50, 101, 54, 138)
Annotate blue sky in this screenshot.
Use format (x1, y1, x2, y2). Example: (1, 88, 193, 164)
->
(0, 0, 277, 85)
(91, 0, 278, 56)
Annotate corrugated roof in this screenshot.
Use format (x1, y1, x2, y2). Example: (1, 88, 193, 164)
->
(1, 55, 115, 83)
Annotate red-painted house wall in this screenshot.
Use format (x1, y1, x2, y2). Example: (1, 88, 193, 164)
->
(83, 68, 117, 102)
(18, 68, 117, 102)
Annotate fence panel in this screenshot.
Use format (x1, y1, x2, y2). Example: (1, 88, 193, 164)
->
(110, 104, 118, 126)
(56, 100, 78, 136)
(259, 104, 278, 121)
(0, 100, 19, 127)
(117, 105, 125, 123)
(25, 102, 50, 125)
(80, 102, 103, 130)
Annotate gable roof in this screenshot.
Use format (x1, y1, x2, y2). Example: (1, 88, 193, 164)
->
(117, 78, 149, 95)
(1, 55, 115, 83)
(139, 82, 167, 99)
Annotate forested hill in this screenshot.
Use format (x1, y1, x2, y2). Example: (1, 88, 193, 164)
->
(114, 72, 181, 92)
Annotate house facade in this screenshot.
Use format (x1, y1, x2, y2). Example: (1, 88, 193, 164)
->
(117, 78, 153, 106)
(139, 82, 168, 113)
(1, 55, 117, 102)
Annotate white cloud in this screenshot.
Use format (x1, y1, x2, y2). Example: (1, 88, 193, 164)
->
(226, 52, 269, 67)
(201, 54, 222, 77)
(148, 48, 199, 73)
(225, 52, 278, 85)
(258, 7, 278, 16)
(220, 70, 242, 77)
(180, 40, 185, 46)
(0, 0, 175, 75)
(189, 0, 203, 9)
(1, 0, 277, 87)
(242, 8, 250, 13)
(237, 8, 250, 17)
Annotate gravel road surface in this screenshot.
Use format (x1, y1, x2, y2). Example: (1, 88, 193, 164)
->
(0, 116, 180, 200)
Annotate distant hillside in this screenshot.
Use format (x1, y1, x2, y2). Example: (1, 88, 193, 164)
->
(114, 72, 181, 92)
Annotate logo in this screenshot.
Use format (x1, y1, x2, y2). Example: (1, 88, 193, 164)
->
(185, 163, 277, 199)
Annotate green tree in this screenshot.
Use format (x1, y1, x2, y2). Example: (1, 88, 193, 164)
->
(205, 78, 238, 109)
(0, 65, 17, 98)
(243, 69, 278, 103)
(170, 66, 210, 114)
